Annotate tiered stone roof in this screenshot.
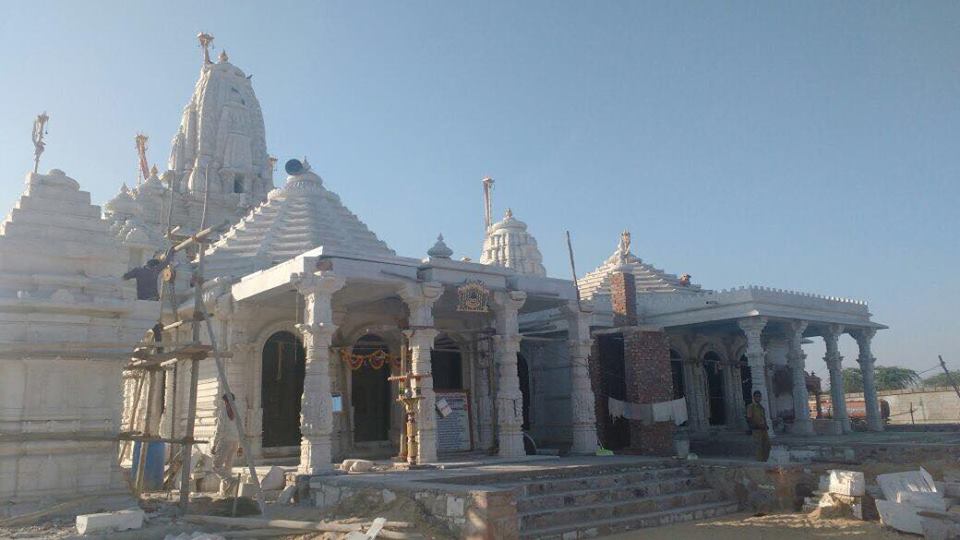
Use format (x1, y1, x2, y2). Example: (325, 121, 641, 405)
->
(579, 231, 702, 300)
(480, 209, 547, 277)
(203, 162, 395, 279)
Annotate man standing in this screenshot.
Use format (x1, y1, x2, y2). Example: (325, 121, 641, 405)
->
(746, 390, 771, 462)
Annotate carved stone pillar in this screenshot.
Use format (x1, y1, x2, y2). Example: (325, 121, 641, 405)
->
(724, 356, 747, 430)
(738, 317, 774, 437)
(294, 272, 345, 474)
(786, 321, 813, 435)
(492, 290, 527, 458)
(398, 282, 443, 464)
(562, 300, 598, 454)
(853, 328, 883, 432)
(823, 325, 851, 433)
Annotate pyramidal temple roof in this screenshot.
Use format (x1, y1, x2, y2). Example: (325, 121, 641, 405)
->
(203, 159, 394, 279)
(579, 230, 703, 300)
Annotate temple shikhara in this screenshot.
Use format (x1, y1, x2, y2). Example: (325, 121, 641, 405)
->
(0, 34, 897, 539)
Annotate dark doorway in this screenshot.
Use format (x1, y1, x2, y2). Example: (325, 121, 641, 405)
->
(517, 353, 531, 431)
(261, 331, 306, 448)
(704, 352, 726, 425)
(670, 349, 685, 400)
(431, 335, 463, 390)
(351, 335, 391, 442)
(740, 355, 753, 407)
(598, 334, 629, 450)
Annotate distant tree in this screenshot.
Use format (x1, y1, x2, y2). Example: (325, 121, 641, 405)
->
(842, 368, 863, 393)
(841, 366, 919, 393)
(923, 371, 960, 389)
(875, 366, 920, 390)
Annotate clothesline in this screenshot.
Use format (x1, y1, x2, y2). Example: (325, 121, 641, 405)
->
(607, 396, 688, 426)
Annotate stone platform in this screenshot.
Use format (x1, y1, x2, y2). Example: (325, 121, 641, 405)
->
(691, 428, 960, 464)
(305, 455, 738, 539)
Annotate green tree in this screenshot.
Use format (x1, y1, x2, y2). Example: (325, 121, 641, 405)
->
(841, 366, 919, 393)
(923, 371, 960, 388)
(875, 366, 920, 390)
(842, 368, 863, 393)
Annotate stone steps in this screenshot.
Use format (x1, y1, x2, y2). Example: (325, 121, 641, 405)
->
(520, 500, 739, 540)
(519, 487, 723, 531)
(506, 464, 737, 539)
(507, 466, 690, 496)
(516, 474, 705, 513)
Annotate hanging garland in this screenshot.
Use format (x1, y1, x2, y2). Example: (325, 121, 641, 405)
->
(339, 348, 400, 371)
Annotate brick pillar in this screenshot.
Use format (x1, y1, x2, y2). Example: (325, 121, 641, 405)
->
(610, 271, 637, 327)
(623, 328, 674, 455)
(588, 336, 609, 448)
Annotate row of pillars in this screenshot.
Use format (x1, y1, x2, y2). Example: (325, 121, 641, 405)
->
(737, 317, 883, 437)
(291, 271, 597, 474)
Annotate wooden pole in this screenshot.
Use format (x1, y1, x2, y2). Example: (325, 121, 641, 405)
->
(565, 230, 582, 311)
(938, 355, 960, 401)
(178, 249, 205, 511)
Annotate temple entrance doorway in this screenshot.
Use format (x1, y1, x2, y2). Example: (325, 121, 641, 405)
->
(431, 335, 463, 390)
(704, 352, 726, 426)
(740, 355, 753, 406)
(517, 353, 531, 431)
(261, 331, 306, 448)
(351, 335, 391, 442)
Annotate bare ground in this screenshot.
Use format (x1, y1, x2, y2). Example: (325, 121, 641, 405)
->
(601, 512, 908, 539)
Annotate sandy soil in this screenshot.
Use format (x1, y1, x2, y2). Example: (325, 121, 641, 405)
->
(601, 512, 906, 539)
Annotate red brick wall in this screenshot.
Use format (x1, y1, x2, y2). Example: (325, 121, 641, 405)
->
(610, 271, 637, 327)
(623, 328, 675, 455)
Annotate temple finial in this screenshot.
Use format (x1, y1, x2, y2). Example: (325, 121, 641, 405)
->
(31, 112, 49, 174)
(197, 32, 214, 64)
(218, 49, 229, 63)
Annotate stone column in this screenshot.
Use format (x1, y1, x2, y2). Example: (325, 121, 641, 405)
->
(492, 290, 527, 458)
(475, 340, 495, 450)
(853, 328, 884, 432)
(786, 320, 813, 435)
(398, 282, 444, 464)
(738, 317, 774, 437)
(823, 325, 851, 433)
(562, 300, 598, 454)
(294, 272, 345, 474)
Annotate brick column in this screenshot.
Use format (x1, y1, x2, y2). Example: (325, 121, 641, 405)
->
(786, 320, 813, 435)
(853, 328, 884, 432)
(294, 272, 346, 474)
(623, 328, 674, 455)
(398, 282, 444, 463)
(562, 300, 598, 454)
(823, 324, 851, 433)
(738, 317, 774, 437)
(610, 271, 637, 327)
(492, 290, 527, 457)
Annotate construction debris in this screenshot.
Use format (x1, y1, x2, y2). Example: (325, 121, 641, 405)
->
(75, 508, 145, 535)
(805, 470, 871, 521)
(181, 515, 416, 539)
(874, 467, 949, 535)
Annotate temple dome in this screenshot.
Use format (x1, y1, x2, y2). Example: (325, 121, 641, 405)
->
(103, 184, 139, 217)
(480, 208, 547, 277)
(203, 159, 394, 279)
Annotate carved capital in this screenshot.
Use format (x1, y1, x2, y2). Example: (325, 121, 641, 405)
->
(294, 272, 346, 327)
(737, 317, 767, 339)
(851, 327, 877, 356)
(403, 327, 439, 350)
(398, 281, 443, 327)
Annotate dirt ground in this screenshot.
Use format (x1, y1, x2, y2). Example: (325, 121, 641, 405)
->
(601, 512, 907, 539)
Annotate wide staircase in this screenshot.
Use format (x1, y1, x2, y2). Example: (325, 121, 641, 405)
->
(504, 463, 738, 539)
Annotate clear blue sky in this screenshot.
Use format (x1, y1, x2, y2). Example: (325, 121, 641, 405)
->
(1, 2, 957, 376)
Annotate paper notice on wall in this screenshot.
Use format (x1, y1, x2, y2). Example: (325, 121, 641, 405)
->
(436, 391, 471, 453)
(436, 398, 453, 418)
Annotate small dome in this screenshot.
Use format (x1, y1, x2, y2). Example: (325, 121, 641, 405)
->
(427, 234, 453, 259)
(480, 208, 546, 277)
(283, 158, 323, 190)
(104, 184, 138, 216)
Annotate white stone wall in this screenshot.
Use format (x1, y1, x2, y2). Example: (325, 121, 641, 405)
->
(520, 338, 573, 449)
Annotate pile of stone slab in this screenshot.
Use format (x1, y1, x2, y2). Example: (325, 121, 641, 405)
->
(873, 467, 960, 537)
(804, 470, 876, 520)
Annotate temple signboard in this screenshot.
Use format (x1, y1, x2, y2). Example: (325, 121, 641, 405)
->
(436, 390, 472, 453)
